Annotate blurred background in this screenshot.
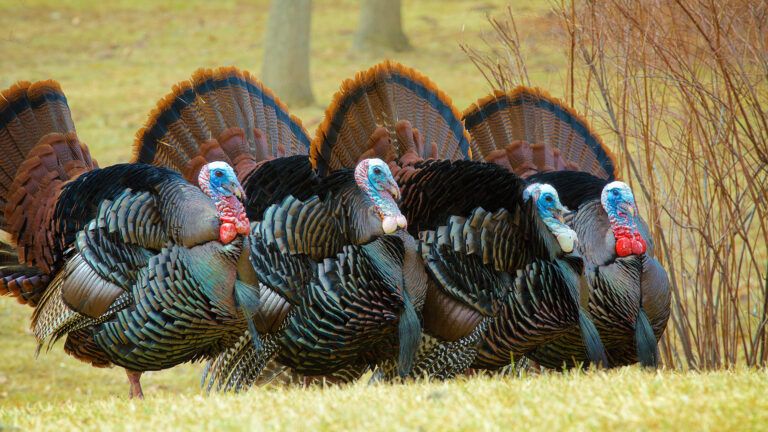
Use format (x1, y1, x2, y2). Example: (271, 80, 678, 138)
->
(0, 0, 563, 166)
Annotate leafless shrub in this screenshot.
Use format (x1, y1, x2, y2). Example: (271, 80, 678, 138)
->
(467, 0, 768, 369)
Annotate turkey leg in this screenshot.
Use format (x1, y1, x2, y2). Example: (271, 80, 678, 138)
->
(126, 370, 144, 399)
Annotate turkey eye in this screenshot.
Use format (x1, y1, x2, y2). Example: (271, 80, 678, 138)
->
(373, 167, 382, 175)
(612, 189, 619, 196)
(545, 195, 553, 202)
(214, 171, 224, 178)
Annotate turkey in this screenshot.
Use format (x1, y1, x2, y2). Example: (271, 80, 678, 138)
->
(131, 66, 427, 391)
(463, 87, 671, 368)
(0, 80, 259, 398)
(309, 61, 607, 379)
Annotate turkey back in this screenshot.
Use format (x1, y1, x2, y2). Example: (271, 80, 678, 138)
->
(311, 60, 472, 176)
(133, 66, 311, 183)
(0, 80, 97, 279)
(463, 88, 617, 181)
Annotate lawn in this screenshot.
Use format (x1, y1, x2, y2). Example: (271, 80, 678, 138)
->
(2, 359, 767, 431)
(1, 1, 764, 431)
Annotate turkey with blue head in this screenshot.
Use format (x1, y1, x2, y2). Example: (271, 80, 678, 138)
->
(463, 87, 671, 368)
(307, 61, 607, 380)
(0, 80, 260, 398)
(131, 66, 427, 391)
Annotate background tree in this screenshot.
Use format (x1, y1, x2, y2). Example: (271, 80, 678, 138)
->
(353, 0, 411, 52)
(262, 0, 314, 107)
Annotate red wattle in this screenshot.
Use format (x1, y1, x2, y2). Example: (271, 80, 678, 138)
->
(613, 226, 647, 257)
(615, 237, 633, 257)
(235, 214, 250, 235)
(632, 232, 647, 254)
(220, 223, 237, 244)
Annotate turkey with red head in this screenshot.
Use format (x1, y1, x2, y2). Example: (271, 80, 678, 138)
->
(0, 80, 258, 398)
(463, 87, 671, 368)
(307, 61, 606, 380)
(132, 66, 427, 391)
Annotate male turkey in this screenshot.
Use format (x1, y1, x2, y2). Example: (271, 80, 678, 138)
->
(463, 87, 671, 367)
(131, 66, 427, 391)
(0, 80, 257, 398)
(309, 61, 607, 379)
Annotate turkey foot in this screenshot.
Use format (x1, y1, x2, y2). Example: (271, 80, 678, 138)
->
(126, 370, 144, 399)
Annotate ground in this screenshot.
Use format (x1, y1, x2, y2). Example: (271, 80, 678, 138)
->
(2, 364, 767, 431)
(0, 1, 762, 430)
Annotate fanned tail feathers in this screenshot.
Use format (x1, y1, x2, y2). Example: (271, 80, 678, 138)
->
(311, 60, 472, 175)
(0, 80, 96, 276)
(463, 88, 617, 180)
(133, 66, 311, 182)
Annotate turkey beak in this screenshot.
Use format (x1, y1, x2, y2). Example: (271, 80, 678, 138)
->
(387, 181, 401, 202)
(553, 203, 569, 224)
(619, 202, 636, 219)
(224, 182, 245, 200)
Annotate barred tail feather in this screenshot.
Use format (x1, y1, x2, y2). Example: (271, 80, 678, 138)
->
(463, 88, 618, 180)
(0, 238, 49, 306)
(311, 60, 471, 176)
(133, 66, 311, 182)
(202, 330, 277, 393)
(30, 275, 131, 351)
(0, 80, 96, 274)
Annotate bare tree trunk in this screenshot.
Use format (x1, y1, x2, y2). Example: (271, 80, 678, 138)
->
(353, 0, 411, 52)
(262, 0, 314, 107)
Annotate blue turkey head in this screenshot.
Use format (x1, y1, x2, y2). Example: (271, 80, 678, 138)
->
(201, 161, 244, 200)
(198, 161, 249, 244)
(524, 183, 577, 253)
(600, 181, 647, 257)
(354, 158, 406, 234)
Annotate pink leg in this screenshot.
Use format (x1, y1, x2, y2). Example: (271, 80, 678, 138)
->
(126, 370, 144, 399)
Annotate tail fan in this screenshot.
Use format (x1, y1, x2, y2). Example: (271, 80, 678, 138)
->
(133, 66, 311, 182)
(463, 88, 618, 180)
(577, 310, 609, 368)
(0, 80, 97, 274)
(311, 60, 472, 176)
(635, 307, 659, 368)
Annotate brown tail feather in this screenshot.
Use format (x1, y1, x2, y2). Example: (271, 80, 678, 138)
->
(463, 87, 618, 180)
(0, 80, 97, 274)
(133, 66, 310, 183)
(0, 237, 49, 306)
(311, 60, 472, 176)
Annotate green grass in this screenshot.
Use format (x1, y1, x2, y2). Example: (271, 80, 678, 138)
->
(2, 361, 767, 432)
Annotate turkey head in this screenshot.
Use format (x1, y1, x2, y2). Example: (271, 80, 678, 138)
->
(600, 181, 647, 257)
(524, 183, 578, 254)
(354, 158, 407, 234)
(198, 161, 250, 244)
